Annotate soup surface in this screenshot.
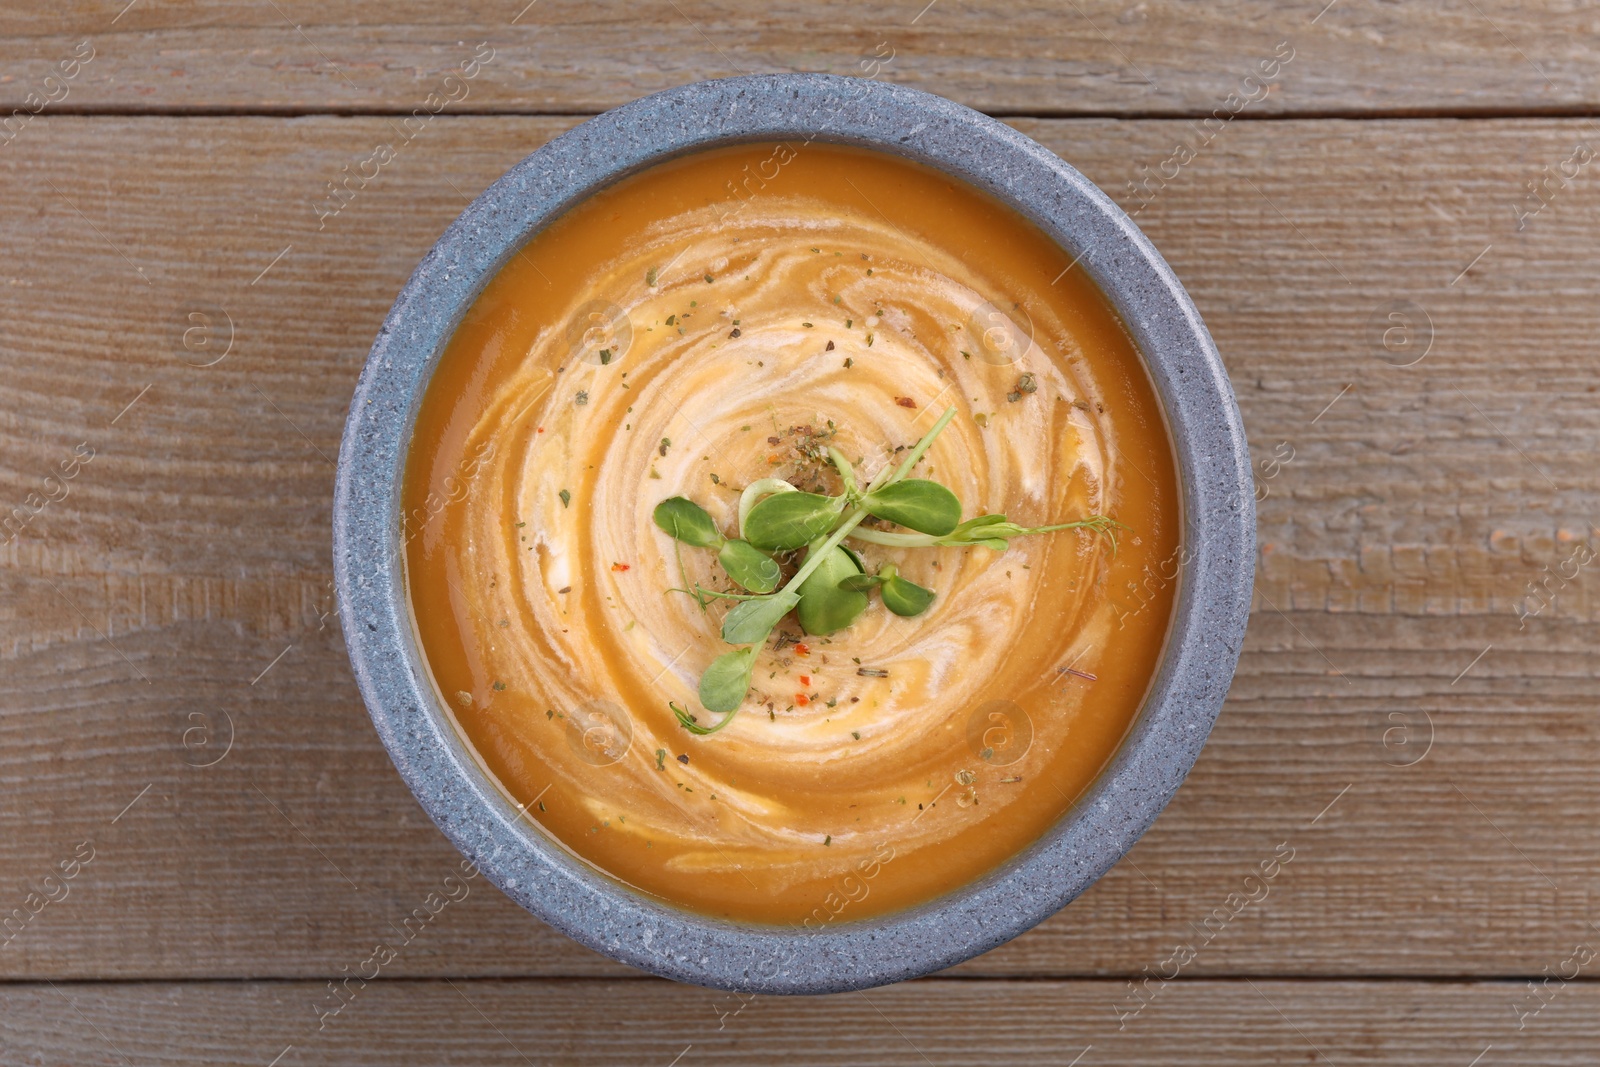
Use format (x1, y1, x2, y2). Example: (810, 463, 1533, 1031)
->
(404, 141, 1179, 925)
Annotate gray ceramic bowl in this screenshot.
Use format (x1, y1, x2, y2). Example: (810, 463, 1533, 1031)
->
(334, 73, 1253, 994)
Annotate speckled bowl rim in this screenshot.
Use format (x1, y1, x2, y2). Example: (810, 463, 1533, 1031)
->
(334, 73, 1254, 995)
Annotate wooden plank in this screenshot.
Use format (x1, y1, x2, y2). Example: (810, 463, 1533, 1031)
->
(2, 116, 1599, 980)
(0, 2, 1597, 117)
(4, 978, 1598, 1065)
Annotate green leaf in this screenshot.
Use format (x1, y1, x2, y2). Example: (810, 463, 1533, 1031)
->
(797, 545, 869, 635)
(652, 496, 723, 548)
(737, 478, 797, 538)
(698, 646, 759, 716)
(880, 573, 936, 617)
(721, 589, 800, 644)
(743, 491, 846, 551)
(862, 479, 961, 536)
(718, 539, 781, 593)
(838, 573, 883, 592)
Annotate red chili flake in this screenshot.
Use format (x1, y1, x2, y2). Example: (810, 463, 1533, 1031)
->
(795, 694, 810, 706)
(537, 426, 546, 433)
(894, 396, 917, 408)
(799, 675, 811, 687)
(611, 562, 630, 572)
(794, 643, 810, 656)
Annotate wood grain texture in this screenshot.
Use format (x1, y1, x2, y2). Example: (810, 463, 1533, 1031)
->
(0, 1, 1598, 117)
(5, 978, 1599, 1065)
(2, 114, 1599, 997)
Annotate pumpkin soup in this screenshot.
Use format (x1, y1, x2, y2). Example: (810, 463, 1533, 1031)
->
(403, 142, 1179, 924)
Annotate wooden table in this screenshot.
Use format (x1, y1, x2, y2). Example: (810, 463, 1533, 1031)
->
(3, 2, 1597, 1063)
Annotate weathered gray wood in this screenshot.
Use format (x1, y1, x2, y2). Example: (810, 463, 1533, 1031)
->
(3, 978, 1594, 1065)
(0, 2, 1597, 116)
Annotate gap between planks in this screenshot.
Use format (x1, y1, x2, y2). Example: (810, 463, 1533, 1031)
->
(23, 105, 1600, 121)
(12, 974, 1600, 988)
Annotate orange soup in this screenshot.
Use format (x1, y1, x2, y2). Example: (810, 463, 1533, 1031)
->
(404, 142, 1179, 925)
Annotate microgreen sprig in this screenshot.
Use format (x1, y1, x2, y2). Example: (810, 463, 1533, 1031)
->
(845, 513, 1127, 552)
(650, 405, 1123, 733)
(654, 496, 782, 593)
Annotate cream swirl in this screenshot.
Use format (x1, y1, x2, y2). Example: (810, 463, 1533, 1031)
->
(438, 196, 1123, 888)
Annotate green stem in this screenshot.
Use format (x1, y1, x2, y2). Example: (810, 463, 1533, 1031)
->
(826, 447, 858, 495)
(670, 540, 709, 610)
(845, 515, 1122, 549)
(844, 528, 944, 548)
(1029, 516, 1126, 553)
(859, 405, 958, 495)
(782, 505, 870, 592)
(1025, 519, 1124, 534)
(885, 405, 958, 485)
(666, 584, 769, 603)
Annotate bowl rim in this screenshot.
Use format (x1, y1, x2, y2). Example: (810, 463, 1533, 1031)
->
(334, 71, 1255, 995)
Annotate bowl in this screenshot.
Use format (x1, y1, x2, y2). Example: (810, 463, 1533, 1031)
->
(333, 73, 1254, 994)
